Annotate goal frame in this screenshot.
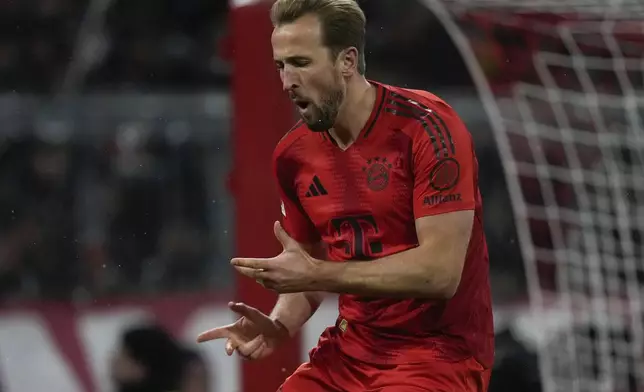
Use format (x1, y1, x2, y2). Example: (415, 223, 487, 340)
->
(422, 1, 644, 391)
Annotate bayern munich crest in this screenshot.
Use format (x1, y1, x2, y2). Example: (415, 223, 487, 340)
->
(363, 157, 392, 191)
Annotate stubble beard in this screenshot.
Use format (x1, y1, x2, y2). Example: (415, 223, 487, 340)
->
(303, 88, 344, 132)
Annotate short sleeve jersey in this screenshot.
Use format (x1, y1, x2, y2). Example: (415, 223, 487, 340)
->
(272, 82, 494, 368)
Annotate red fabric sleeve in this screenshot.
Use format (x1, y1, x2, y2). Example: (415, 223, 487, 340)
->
(273, 153, 320, 244)
(412, 106, 476, 218)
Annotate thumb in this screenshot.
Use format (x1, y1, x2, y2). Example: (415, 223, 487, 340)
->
(229, 302, 276, 332)
(274, 221, 297, 250)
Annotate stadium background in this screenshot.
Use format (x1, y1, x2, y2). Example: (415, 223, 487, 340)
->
(0, 0, 641, 391)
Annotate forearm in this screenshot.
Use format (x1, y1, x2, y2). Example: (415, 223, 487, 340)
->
(270, 291, 323, 336)
(314, 245, 459, 299)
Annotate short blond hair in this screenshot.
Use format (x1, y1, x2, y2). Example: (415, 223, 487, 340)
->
(270, 0, 367, 74)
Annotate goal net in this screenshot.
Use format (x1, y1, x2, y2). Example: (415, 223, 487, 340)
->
(422, 1, 644, 392)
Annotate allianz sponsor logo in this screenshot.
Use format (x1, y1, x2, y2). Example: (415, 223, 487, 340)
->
(423, 193, 462, 205)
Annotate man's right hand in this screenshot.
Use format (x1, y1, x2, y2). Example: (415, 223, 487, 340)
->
(196, 302, 289, 361)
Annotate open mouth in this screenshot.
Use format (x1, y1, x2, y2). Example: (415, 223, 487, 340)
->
(293, 99, 310, 111)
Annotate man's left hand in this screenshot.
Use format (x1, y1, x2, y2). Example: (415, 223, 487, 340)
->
(231, 221, 321, 293)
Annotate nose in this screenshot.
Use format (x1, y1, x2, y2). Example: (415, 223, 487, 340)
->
(280, 67, 299, 92)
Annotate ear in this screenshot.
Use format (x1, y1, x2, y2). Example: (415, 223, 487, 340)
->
(339, 47, 360, 76)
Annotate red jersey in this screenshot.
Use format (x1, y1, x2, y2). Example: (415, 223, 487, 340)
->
(273, 82, 494, 369)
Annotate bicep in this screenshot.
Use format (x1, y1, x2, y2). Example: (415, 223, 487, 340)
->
(415, 210, 474, 295)
(415, 210, 474, 251)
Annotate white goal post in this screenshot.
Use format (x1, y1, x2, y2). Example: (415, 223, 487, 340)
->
(421, 1, 644, 392)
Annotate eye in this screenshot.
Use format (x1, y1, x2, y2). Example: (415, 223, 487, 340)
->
(275, 61, 284, 70)
(291, 58, 310, 68)
(283, 56, 311, 68)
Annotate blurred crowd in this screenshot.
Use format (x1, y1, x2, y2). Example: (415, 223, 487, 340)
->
(0, 126, 219, 299)
(0, 0, 229, 92)
(0, 0, 232, 299)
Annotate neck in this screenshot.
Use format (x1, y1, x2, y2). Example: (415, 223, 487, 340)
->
(329, 76, 376, 149)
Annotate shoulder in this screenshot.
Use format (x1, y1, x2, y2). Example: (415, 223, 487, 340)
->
(386, 85, 450, 109)
(385, 86, 463, 126)
(383, 85, 470, 143)
(272, 120, 309, 163)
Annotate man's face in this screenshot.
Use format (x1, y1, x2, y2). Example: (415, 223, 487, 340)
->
(272, 14, 346, 132)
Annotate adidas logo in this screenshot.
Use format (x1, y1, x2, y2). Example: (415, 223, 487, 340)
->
(305, 175, 328, 197)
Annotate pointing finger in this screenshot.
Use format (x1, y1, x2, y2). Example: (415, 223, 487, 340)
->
(233, 265, 266, 280)
(196, 325, 232, 343)
(231, 257, 272, 270)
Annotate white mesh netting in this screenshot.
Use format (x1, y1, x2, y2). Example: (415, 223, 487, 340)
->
(441, 0, 644, 18)
(423, 1, 644, 391)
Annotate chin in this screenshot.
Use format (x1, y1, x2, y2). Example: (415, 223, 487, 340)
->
(301, 114, 329, 132)
(306, 121, 331, 132)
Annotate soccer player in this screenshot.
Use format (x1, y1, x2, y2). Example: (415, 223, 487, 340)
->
(197, 0, 494, 391)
